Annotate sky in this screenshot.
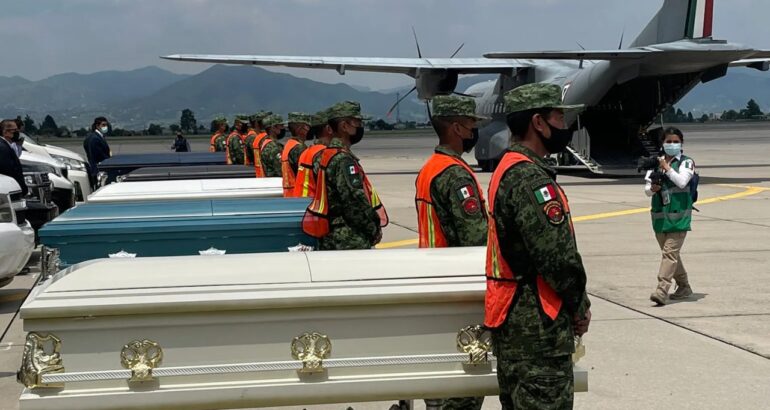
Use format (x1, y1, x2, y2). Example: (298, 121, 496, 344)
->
(2, 0, 770, 90)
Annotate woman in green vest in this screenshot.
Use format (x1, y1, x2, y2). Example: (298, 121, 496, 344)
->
(644, 127, 695, 305)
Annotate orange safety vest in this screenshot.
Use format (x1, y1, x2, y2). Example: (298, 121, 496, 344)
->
(302, 148, 388, 238)
(293, 144, 326, 198)
(484, 151, 565, 328)
(251, 132, 268, 177)
(244, 130, 258, 165)
(281, 139, 302, 197)
(415, 152, 486, 248)
(225, 131, 243, 165)
(209, 132, 224, 152)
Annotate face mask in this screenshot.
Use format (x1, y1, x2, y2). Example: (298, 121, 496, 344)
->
(537, 121, 574, 154)
(462, 128, 480, 153)
(350, 126, 365, 145)
(240, 124, 249, 133)
(10, 131, 21, 142)
(663, 143, 682, 157)
(99, 126, 109, 134)
(306, 126, 318, 140)
(276, 128, 286, 140)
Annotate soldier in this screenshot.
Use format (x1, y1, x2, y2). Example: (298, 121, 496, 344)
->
(293, 109, 333, 198)
(225, 115, 249, 165)
(302, 101, 387, 250)
(258, 114, 286, 177)
(487, 83, 591, 409)
(415, 95, 488, 410)
(246, 111, 271, 168)
(209, 117, 228, 153)
(416, 95, 488, 248)
(281, 112, 311, 196)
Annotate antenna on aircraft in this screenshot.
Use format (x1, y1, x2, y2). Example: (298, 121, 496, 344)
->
(412, 26, 423, 58)
(450, 43, 465, 59)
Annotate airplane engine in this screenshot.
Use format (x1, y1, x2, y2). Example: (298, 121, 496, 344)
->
(415, 70, 458, 100)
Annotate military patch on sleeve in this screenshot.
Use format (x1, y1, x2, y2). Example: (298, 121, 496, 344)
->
(534, 184, 557, 204)
(456, 184, 476, 200)
(462, 197, 481, 215)
(349, 164, 358, 175)
(684, 159, 694, 170)
(543, 200, 565, 225)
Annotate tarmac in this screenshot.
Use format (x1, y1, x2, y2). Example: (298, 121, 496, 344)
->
(1, 122, 769, 409)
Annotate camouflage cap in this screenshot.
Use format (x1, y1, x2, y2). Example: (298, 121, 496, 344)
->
(326, 101, 371, 121)
(504, 83, 584, 114)
(310, 109, 330, 127)
(251, 111, 272, 122)
(234, 114, 251, 123)
(287, 112, 312, 125)
(212, 116, 228, 125)
(431, 95, 489, 120)
(262, 114, 285, 128)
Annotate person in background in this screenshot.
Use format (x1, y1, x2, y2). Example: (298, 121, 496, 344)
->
(281, 112, 311, 196)
(225, 115, 249, 165)
(0, 119, 27, 195)
(83, 116, 112, 189)
(293, 108, 333, 198)
(245, 111, 271, 167)
(171, 132, 190, 152)
(12, 117, 26, 157)
(209, 117, 228, 152)
(257, 114, 286, 177)
(645, 127, 695, 305)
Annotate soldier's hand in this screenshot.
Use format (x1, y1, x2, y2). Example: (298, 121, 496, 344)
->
(574, 309, 591, 336)
(651, 184, 662, 193)
(373, 229, 383, 245)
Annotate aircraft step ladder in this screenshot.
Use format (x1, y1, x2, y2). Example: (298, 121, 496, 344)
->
(566, 146, 602, 173)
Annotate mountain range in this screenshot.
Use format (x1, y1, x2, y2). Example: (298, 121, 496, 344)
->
(0, 65, 768, 130)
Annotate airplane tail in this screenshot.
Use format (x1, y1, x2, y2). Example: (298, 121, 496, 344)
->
(630, 0, 714, 47)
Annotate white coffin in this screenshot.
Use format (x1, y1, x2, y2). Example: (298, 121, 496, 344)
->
(17, 247, 587, 409)
(87, 178, 282, 203)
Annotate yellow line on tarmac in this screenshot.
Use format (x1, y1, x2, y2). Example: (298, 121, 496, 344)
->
(376, 184, 768, 249)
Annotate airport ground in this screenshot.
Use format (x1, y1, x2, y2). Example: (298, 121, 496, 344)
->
(1, 123, 769, 409)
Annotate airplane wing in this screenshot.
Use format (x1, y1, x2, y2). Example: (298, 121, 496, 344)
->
(729, 58, 770, 70)
(483, 50, 651, 60)
(161, 54, 530, 76)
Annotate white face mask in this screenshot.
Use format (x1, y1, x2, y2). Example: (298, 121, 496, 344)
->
(663, 143, 682, 156)
(99, 126, 109, 134)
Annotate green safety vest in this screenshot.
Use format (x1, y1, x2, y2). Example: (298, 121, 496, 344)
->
(651, 155, 693, 233)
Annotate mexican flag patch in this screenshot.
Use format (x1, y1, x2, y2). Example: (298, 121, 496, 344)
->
(457, 184, 475, 200)
(349, 165, 358, 175)
(534, 184, 556, 204)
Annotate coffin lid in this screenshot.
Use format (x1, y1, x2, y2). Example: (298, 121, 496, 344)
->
(97, 152, 224, 169)
(21, 247, 485, 320)
(124, 165, 255, 181)
(88, 178, 282, 202)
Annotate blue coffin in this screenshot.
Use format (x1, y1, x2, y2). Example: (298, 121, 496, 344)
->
(38, 197, 314, 267)
(97, 153, 226, 184)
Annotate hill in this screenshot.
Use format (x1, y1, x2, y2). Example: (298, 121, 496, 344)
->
(677, 69, 770, 115)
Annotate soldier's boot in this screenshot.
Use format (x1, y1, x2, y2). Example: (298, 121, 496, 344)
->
(650, 287, 668, 306)
(670, 284, 693, 300)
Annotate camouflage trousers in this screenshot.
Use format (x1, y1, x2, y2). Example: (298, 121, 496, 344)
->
(439, 396, 484, 409)
(491, 351, 574, 410)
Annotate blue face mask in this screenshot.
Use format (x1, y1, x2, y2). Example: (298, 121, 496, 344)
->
(663, 143, 681, 157)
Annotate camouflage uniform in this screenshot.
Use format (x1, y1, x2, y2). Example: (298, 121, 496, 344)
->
(490, 84, 590, 410)
(423, 96, 488, 410)
(318, 101, 381, 250)
(245, 111, 271, 164)
(210, 116, 228, 152)
(226, 115, 250, 165)
(286, 112, 311, 174)
(260, 114, 285, 177)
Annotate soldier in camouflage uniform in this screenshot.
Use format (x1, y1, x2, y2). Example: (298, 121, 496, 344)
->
(245, 111, 271, 165)
(304, 101, 386, 250)
(258, 114, 286, 177)
(487, 83, 591, 409)
(226, 115, 250, 165)
(416, 96, 488, 409)
(284, 112, 311, 174)
(209, 116, 228, 153)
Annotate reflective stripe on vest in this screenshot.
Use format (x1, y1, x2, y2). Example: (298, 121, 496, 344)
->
(294, 144, 325, 198)
(281, 139, 301, 197)
(302, 148, 389, 238)
(415, 152, 486, 248)
(244, 130, 258, 165)
(225, 132, 242, 165)
(210, 132, 224, 153)
(484, 151, 564, 328)
(252, 132, 268, 177)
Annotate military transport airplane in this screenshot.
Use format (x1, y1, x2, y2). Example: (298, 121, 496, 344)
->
(163, 0, 770, 173)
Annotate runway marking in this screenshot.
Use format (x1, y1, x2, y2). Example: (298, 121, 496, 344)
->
(376, 184, 768, 249)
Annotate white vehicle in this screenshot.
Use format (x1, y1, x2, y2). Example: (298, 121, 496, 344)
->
(87, 177, 283, 203)
(20, 152, 76, 213)
(20, 134, 92, 202)
(0, 175, 35, 288)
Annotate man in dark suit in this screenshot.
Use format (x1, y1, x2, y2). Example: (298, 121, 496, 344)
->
(83, 116, 112, 189)
(0, 119, 27, 196)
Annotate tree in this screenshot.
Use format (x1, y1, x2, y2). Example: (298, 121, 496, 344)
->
(687, 112, 694, 123)
(699, 114, 709, 123)
(180, 109, 197, 134)
(22, 115, 38, 134)
(39, 115, 59, 135)
(56, 126, 71, 138)
(169, 124, 181, 133)
(74, 128, 88, 137)
(743, 99, 763, 118)
(147, 123, 164, 135)
(721, 109, 740, 121)
(662, 106, 677, 123)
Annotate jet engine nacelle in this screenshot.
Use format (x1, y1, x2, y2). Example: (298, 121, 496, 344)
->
(415, 70, 458, 100)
